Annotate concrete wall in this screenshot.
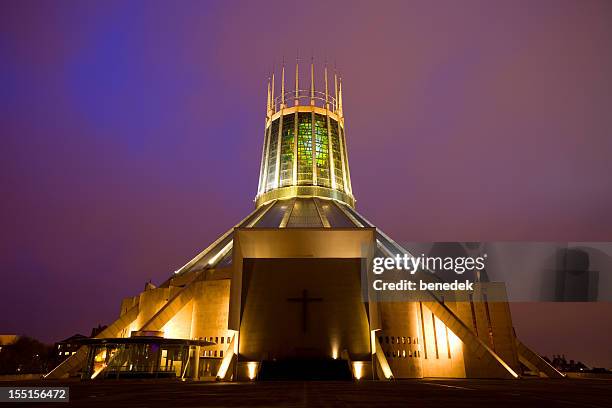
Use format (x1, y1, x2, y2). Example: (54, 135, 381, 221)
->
(377, 302, 423, 378)
(419, 302, 467, 378)
(238, 258, 370, 362)
(190, 279, 232, 358)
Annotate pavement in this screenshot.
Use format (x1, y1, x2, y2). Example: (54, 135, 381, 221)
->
(2, 378, 612, 407)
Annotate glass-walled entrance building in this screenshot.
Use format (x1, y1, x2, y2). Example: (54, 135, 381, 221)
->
(80, 337, 214, 380)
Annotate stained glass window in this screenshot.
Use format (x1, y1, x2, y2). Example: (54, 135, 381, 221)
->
(260, 111, 350, 195)
(329, 118, 344, 191)
(279, 114, 295, 187)
(339, 124, 350, 191)
(266, 119, 280, 190)
(297, 112, 312, 183)
(314, 114, 330, 188)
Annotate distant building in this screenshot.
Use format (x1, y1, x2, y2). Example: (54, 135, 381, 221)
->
(545, 355, 590, 372)
(54, 334, 88, 365)
(0, 335, 19, 353)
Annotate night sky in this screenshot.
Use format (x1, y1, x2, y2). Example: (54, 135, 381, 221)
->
(2, 1, 611, 367)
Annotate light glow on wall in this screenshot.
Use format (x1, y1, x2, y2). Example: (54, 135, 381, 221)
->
(230, 331, 238, 354)
(448, 327, 463, 357)
(247, 362, 259, 380)
(331, 339, 339, 359)
(353, 362, 364, 380)
(370, 330, 377, 355)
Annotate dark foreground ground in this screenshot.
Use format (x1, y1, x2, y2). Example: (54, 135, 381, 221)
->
(2, 378, 612, 408)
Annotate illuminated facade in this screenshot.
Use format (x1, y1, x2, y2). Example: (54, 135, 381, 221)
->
(46, 63, 563, 382)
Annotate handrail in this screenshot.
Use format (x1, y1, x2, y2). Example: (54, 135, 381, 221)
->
(272, 90, 339, 112)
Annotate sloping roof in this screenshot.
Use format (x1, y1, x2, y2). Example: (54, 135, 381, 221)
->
(167, 197, 417, 282)
(251, 197, 358, 228)
(57, 334, 88, 344)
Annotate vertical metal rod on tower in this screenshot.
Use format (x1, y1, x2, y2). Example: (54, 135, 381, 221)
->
(338, 77, 343, 117)
(310, 57, 317, 185)
(310, 57, 315, 106)
(281, 58, 285, 109)
(260, 74, 273, 195)
(271, 70, 275, 114)
(261, 124, 271, 194)
(259, 78, 271, 195)
(293, 54, 299, 185)
(266, 79, 271, 118)
(334, 69, 338, 114)
(324, 62, 336, 190)
(338, 75, 352, 195)
(294, 56, 299, 107)
(324, 64, 329, 110)
(274, 105, 283, 189)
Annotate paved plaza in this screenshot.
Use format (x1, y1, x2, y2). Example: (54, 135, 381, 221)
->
(3, 378, 611, 407)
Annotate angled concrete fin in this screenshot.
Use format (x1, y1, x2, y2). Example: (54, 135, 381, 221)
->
(424, 300, 519, 379)
(44, 345, 89, 380)
(45, 305, 140, 379)
(140, 272, 202, 332)
(90, 346, 130, 379)
(373, 335, 394, 380)
(216, 333, 237, 380)
(516, 339, 565, 378)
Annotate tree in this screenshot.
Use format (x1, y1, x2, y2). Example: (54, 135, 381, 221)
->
(0, 336, 53, 375)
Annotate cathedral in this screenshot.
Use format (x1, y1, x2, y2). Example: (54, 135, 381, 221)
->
(46, 62, 563, 381)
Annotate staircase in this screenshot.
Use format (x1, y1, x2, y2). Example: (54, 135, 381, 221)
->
(258, 358, 353, 380)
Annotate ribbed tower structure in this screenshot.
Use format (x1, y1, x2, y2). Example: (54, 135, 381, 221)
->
(256, 60, 354, 208)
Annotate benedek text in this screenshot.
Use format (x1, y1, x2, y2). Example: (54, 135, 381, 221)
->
(373, 279, 474, 291)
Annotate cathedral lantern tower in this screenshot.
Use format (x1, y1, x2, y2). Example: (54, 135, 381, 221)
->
(256, 60, 355, 208)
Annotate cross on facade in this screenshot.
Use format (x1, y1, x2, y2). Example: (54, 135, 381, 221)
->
(287, 289, 323, 333)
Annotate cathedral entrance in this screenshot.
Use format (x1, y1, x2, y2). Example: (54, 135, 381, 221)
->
(237, 258, 370, 379)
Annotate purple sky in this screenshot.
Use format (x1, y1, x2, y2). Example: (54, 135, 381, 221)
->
(1, 1, 611, 366)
